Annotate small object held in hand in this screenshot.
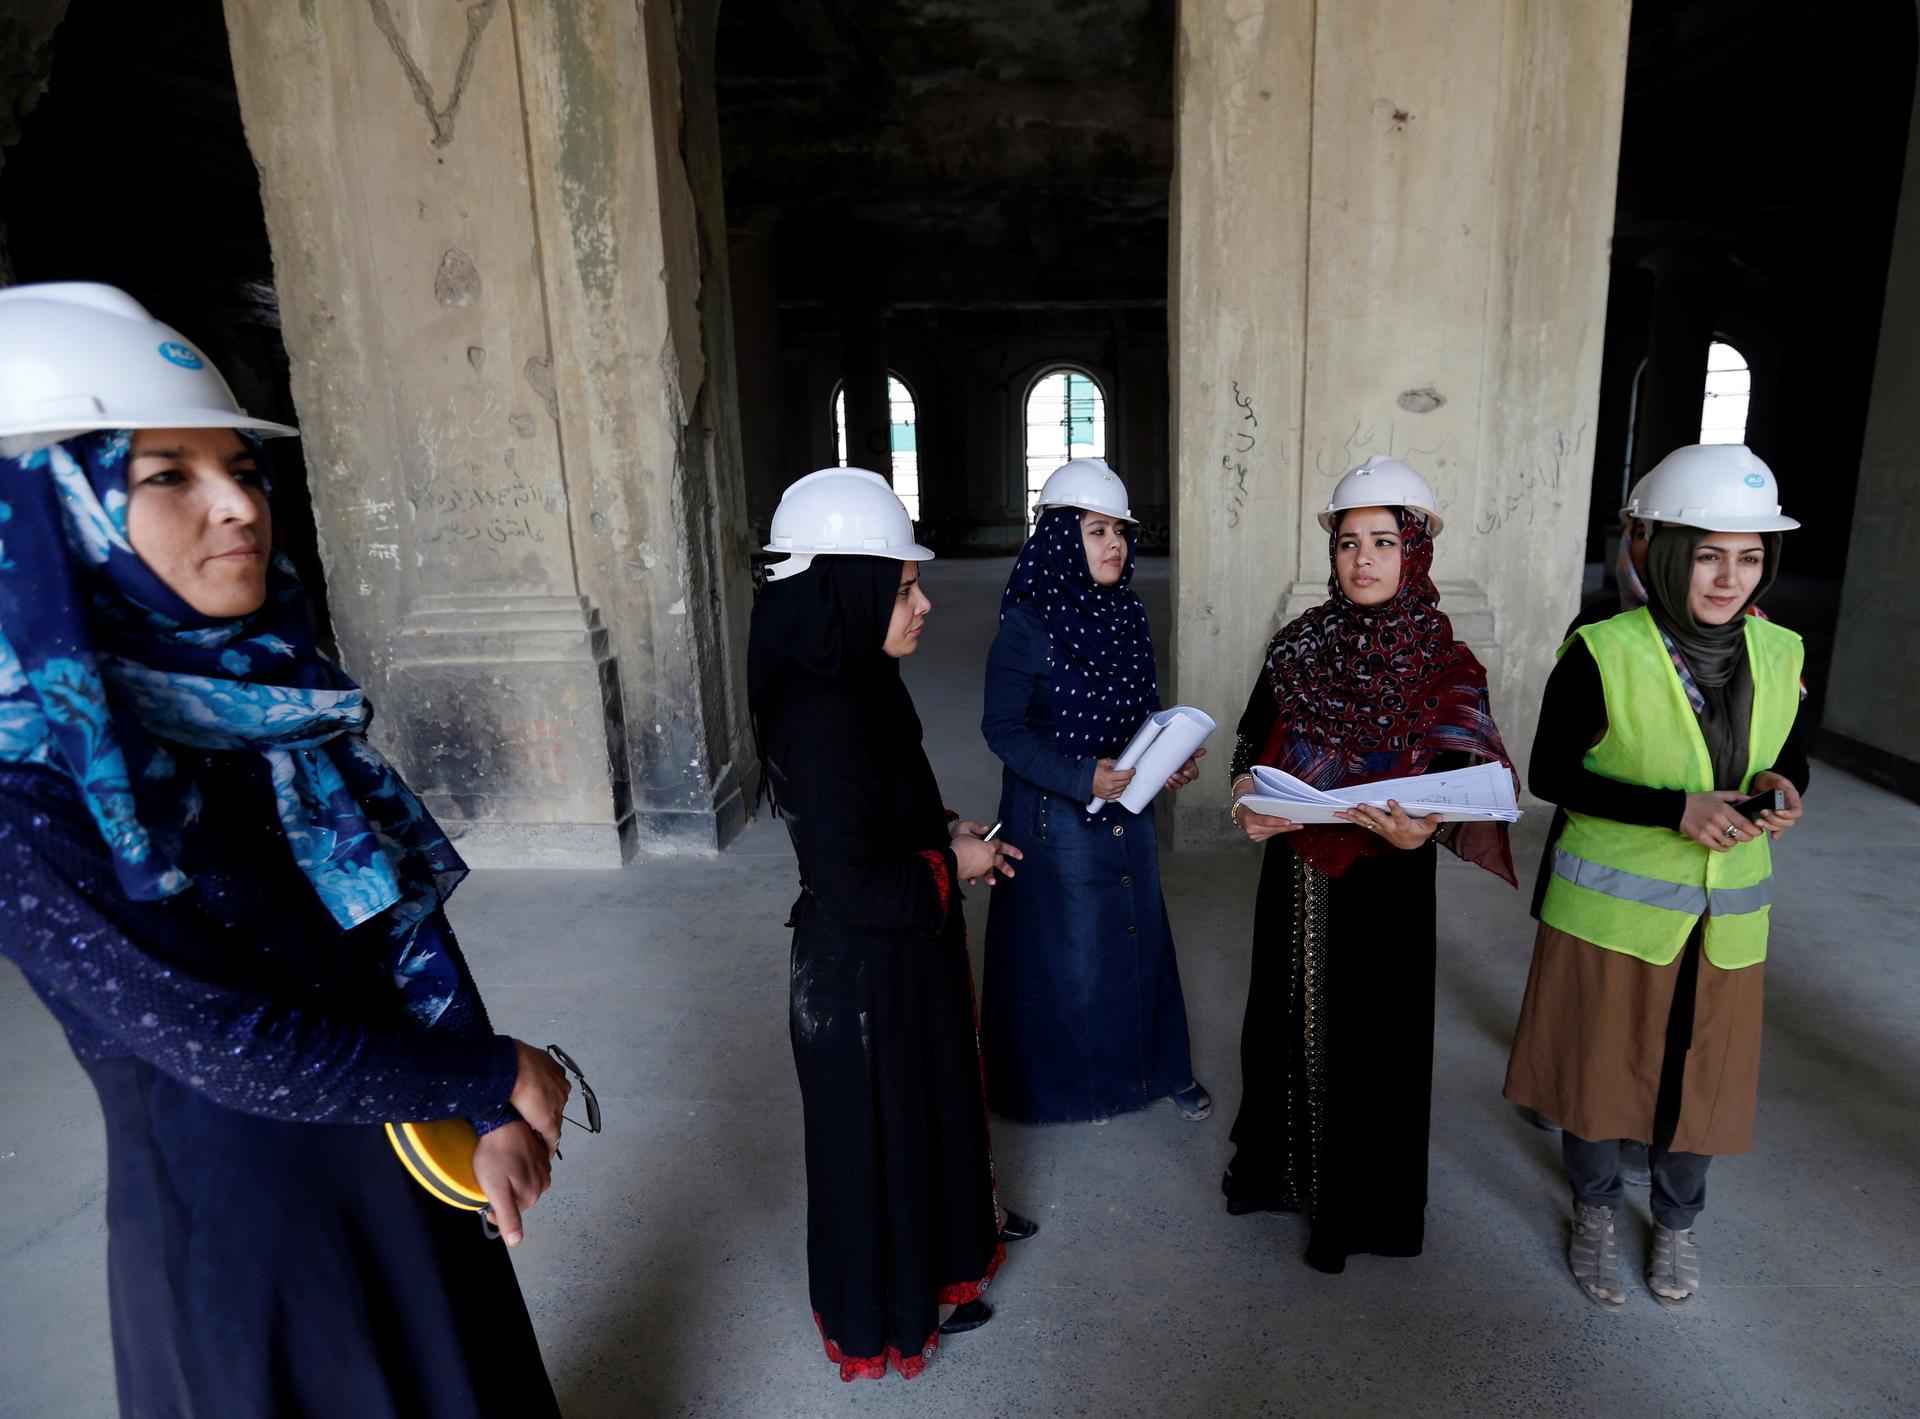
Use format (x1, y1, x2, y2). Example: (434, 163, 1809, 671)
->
(1733, 787, 1785, 821)
(981, 821, 1003, 843)
(546, 1042, 602, 1149)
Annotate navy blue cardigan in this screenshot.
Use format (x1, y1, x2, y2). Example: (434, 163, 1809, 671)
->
(0, 756, 517, 1133)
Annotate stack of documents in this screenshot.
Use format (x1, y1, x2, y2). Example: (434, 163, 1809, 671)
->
(1088, 706, 1218, 815)
(1235, 760, 1523, 824)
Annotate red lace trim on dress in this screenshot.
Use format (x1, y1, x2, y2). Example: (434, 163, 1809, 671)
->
(918, 848, 952, 915)
(939, 1240, 1006, 1306)
(812, 1245, 1006, 1385)
(815, 1313, 937, 1382)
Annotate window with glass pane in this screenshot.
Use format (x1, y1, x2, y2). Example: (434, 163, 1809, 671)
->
(831, 376, 920, 522)
(1024, 368, 1107, 532)
(1700, 341, 1751, 445)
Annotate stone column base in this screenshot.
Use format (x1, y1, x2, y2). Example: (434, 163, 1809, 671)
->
(388, 594, 635, 868)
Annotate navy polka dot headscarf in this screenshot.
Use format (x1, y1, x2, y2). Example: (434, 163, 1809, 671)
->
(999, 505, 1158, 763)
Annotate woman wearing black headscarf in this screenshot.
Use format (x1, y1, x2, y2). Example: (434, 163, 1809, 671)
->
(1506, 445, 1807, 1310)
(751, 468, 1026, 1381)
(979, 460, 1207, 1126)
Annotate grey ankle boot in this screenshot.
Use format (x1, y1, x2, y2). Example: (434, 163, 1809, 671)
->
(1569, 1203, 1627, 1309)
(1647, 1224, 1701, 1305)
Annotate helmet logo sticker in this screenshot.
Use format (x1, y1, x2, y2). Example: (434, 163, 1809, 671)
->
(157, 342, 204, 370)
(1744, 472, 1766, 488)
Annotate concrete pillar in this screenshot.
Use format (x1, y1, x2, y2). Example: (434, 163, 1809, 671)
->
(1822, 53, 1920, 795)
(220, 0, 754, 864)
(1171, 0, 1631, 846)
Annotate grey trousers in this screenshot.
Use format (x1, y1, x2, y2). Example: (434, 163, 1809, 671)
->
(1562, 932, 1713, 1229)
(1564, 1130, 1710, 1228)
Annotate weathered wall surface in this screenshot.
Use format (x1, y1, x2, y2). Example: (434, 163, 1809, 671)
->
(220, 0, 751, 864)
(511, 0, 756, 851)
(1824, 51, 1920, 784)
(1171, 0, 1631, 846)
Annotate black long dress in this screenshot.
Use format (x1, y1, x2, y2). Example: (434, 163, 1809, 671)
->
(0, 756, 557, 1418)
(1221, 677, 1458, 1274)
(754, 568, 1002, 1382)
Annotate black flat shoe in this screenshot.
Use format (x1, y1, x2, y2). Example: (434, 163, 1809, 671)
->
(998, 1210, 1039, 1243)
(939, 1299, 994, 1334)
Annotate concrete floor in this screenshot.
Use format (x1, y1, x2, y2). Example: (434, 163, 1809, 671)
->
(3, 556, 1917, 1418)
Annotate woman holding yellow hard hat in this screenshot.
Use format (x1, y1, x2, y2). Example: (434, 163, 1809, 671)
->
(0, 284, 564, 1415)
(1505, 443, 1807, 1310)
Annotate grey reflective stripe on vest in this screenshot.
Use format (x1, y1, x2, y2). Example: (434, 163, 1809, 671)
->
(1552, 847, 1706, 914)
(1551, 847, 1771, 917)
(1706, 878, 1772, 916)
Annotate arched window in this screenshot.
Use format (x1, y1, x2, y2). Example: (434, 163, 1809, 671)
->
(1024, 367, 1107, 532)
(1699, 340, 1750, 445)
(832, 375, 920, 522)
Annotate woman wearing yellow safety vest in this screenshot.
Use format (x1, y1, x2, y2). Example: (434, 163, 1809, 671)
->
(1505, 444, 1807, 1310)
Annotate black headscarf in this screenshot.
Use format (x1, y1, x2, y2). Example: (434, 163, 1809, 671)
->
(1643, 522, 1783, 789)
(747, 555, 922, 812)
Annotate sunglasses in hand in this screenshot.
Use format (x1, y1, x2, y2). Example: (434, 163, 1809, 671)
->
(546, 1043, 601, 1160)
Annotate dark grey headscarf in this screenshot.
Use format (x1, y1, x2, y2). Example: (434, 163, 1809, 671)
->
(1643, 522, 1782, 789)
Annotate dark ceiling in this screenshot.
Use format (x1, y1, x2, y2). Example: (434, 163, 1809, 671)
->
(715, 0, 1177, 307)
(717, 0, 1918, 315)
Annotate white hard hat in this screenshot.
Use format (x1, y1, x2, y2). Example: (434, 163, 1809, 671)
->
(0, 282, 300, 458)
(1618, 471, 1651, 524)
(762, 467, 935, 582)
(1033, 457, 1134, 522)
(1318, 454, 1445, 535)
(1627, 444, 1799, 533)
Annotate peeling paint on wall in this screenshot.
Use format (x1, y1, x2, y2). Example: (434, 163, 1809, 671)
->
(548, 0, 619, 303)
(435, 247, 481, 306)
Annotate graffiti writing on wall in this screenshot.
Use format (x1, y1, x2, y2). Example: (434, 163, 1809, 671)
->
(1222, 380, 1258, 528)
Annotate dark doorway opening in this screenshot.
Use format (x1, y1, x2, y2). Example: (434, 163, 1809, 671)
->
(0, 0, 329, 649)
(715, 0, 1176, 554)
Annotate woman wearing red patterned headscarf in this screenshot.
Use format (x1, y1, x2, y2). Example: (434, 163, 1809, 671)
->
(1220, 456, 1517, 1274)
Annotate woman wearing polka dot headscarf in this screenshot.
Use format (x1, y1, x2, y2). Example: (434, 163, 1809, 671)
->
(979, 461, 1210, 1127)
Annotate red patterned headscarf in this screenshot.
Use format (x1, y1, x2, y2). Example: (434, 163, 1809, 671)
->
(1258, 508, 1515, 883)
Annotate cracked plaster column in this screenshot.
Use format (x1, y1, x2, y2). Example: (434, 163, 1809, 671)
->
(220, 0, 752, 864)
(1171, 0, 1631, 846)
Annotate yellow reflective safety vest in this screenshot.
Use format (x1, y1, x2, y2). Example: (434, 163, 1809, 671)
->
(1540, 606, 1802, 970)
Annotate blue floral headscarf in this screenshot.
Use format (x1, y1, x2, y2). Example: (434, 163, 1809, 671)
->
(0, 430, 465, 1025)
(1000, 505, 1158, 773)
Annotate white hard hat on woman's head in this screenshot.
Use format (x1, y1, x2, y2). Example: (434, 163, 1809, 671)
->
(1627, 444, 1799, 533)
(762, 466, 935, 582)
(1033, 457, 1134, 523)
(0, 282, 300, 458)
(1318, 454, 1444, 535)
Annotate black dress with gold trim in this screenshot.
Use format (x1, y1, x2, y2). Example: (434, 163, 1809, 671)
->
(1222, 680, 1457, 1275)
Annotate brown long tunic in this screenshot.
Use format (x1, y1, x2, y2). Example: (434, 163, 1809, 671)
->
(1503, 921, 1764, 1155)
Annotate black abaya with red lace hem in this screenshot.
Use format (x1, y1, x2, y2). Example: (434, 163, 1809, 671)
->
(763, 672, 1003, 1381)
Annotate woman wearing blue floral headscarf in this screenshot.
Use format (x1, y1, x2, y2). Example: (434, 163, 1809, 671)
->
(979, 460, 1209, 1126)
(0, 286, 563, 1416)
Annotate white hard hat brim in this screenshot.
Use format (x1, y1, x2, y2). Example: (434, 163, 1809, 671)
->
(1035, 500, 1136, 523)
(1317, 506, 1445, 536)
(0, 413, 300, 459)
(763, 542, 936, 567)
(1638, 511, 1800, 533)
